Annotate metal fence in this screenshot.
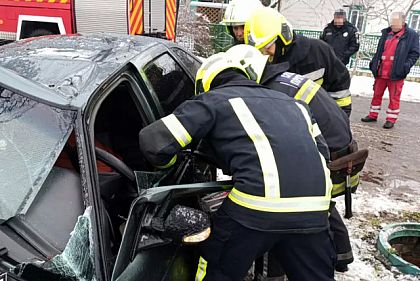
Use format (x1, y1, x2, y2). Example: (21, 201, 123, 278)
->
(187, 2, 420, 76)
(294, 29, 420, 78)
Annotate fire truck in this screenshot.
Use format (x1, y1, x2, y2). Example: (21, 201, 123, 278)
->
(0, 0, 178, 44)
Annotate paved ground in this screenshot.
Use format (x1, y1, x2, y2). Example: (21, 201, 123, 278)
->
(336, 96, 420, 281)
(350, 96, 420, 208)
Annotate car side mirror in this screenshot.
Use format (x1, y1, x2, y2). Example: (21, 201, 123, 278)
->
(164, 205, 211, 244)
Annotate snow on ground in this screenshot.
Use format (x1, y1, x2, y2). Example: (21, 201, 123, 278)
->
(351, 75, 420, 103)
(335, 189, 419, 281)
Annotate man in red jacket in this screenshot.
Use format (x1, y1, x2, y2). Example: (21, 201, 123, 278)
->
(361, 12, 419, 129)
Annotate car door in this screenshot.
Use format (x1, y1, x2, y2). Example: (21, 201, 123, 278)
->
(109, 45, 232, 281)
(79, 46, 203, 280)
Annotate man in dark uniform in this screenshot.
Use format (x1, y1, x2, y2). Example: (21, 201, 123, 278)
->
(321, 9, 360, 65)
(244, 7, 353, 117)
(139, 55, 336, 281)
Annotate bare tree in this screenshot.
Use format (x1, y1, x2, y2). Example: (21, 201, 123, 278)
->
(358, 0, 420, 25)
(404, 0, 420, 17)
(176, 0, 214, 57)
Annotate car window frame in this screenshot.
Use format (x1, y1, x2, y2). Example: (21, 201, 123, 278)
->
(81, 66, 158, 281)
(137, 46, 197, 118)
(141, 50, 194, 117)
(169, 46, 202, 81)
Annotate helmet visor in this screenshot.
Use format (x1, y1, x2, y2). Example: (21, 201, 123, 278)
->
(195, 79, 205, 95)
(278, 22, 293, 45)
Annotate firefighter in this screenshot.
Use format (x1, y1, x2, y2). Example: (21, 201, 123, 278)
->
(244, 7, 353, 117)
(222, 0, 262, 44)
(139, 54, 336, 281)
(225, 44, 355, 275)
(320, 9, 360, 66)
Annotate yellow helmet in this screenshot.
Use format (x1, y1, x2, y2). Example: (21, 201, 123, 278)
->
(222, 0, 263, 26)
(195, 53, 225, 95)
(224, 44, 269, 83)
(195, 53, 249, 95)
(244, 7, 293, 50)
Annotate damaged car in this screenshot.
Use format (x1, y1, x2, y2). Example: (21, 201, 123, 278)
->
(0, 34, 232, 281)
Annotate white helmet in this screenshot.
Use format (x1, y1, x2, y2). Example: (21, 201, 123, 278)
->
(222, 0, 263, 26)
(225, 44, 269, 83)
(195, 53, 250, 94)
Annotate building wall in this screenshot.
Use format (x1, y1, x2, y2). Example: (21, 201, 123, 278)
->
(280, 0, 345, 31)
(280, 0, 420, 34)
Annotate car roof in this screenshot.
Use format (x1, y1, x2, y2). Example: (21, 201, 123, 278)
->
(0, 34, 174, 109)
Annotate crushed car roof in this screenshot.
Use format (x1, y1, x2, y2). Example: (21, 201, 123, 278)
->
(0, 34, 172, 109)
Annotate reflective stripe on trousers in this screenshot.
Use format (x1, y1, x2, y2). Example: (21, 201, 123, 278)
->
(195, 256, 208, 281)
(328, 89, 352, 108)
(337, 250, 354, 261)
(332, 174, 359, 197)
(335, 96, 352, 107)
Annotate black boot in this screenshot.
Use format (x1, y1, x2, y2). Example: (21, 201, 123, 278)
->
(383, 121, 394, 129)
(361, 116, 377, 122)
(335, 264, 349, 272)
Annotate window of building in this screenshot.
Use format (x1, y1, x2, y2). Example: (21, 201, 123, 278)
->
(349, 8, 365, 32)
(409, 11, 420, 33)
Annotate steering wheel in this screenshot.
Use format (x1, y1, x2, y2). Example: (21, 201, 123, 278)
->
(95, 147, 136, 183)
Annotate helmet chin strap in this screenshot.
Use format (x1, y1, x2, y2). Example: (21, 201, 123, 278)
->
(271, 37, 292, 64)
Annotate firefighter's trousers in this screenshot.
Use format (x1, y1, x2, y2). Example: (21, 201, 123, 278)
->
(368, 78, 404, 123)
(195, 209, 336, 281)
(329, 206, 354, 267)
(255, 205, 352, 279)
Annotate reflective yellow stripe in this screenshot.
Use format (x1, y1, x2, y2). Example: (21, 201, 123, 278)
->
(294, 80, 321, 104)
(329, 89, 351, 99)
(229, 98, 280, 198)
(332, 174, 360, 196)
(337, 250, 354, 261)
(303, 68, 325, 81)
(295, 102, 314, 138)
(335, 96, 352, 107)
(313, 123, 322, 138)
(156, 155, 177, 169)
(295, 102, 333, 197)
(161, 114, 192, 148)
(228, 188, 330, 213)
(314, 78, 324, 85)
(195, 256, 207, 281)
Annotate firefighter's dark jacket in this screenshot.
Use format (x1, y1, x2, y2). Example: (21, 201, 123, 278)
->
(273, 34, 352, 108)
(261, 64, 352, 152)
(320, 21, 360, 65)
(370, 25, 420, 81)
(139, 72, 332, 233)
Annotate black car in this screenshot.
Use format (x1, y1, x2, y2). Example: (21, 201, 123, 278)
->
(0, 34, 231, 281)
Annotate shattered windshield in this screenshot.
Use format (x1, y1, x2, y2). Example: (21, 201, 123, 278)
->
(0, 88, 75, 221)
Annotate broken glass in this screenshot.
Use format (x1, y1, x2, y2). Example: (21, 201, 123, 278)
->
(44, 207, 96, 281)
(0, 88, 75, 221)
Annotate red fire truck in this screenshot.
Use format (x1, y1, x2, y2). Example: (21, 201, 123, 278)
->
(0, 0, 178, 44)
